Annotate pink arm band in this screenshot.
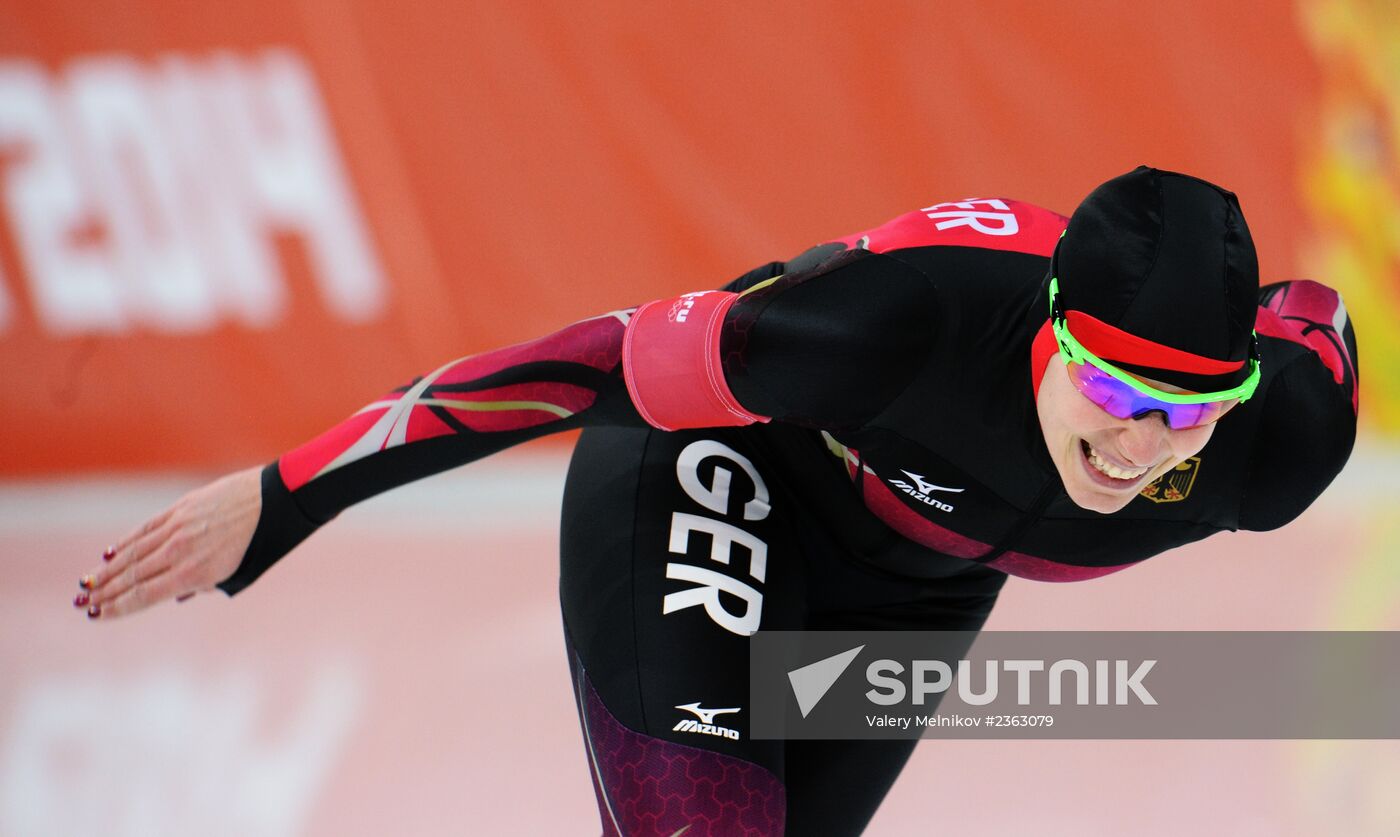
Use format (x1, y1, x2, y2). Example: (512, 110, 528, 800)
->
(622, 291, 771, 431)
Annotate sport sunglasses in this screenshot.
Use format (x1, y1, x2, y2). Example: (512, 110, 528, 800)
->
(1047, 276, 1261, 430)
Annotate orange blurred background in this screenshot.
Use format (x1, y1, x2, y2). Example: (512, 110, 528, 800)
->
(8, 0, 1396, 475)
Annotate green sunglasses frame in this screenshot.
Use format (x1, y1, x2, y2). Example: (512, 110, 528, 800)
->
(1048, 276, 1262, 406)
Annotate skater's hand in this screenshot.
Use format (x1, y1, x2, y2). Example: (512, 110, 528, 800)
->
(74, 466, 261, 620)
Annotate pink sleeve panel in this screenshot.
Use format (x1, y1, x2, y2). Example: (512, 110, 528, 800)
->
(279, 312, 627, 491)
(622, 291, 770, 431)
(831, 198, 1069, 258)
(1256, 279, 1359, 414)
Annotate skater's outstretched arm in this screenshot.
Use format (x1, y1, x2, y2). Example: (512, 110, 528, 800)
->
(77, 248, 936, 617)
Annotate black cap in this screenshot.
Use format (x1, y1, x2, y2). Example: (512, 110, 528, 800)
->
(1055, 166, 1258, 391)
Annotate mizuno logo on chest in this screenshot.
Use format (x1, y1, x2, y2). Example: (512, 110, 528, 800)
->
(888, 470, 964, 513)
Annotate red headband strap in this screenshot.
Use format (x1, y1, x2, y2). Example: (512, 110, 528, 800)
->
(1065, 310, 1246, 376)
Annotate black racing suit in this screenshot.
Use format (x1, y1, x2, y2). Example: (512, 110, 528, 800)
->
(218, 199, 1359, 836)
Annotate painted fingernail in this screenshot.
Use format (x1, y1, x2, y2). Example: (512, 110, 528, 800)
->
(79, 575, 95, 590)
(102, 545, 116, 561)
(176, 593, 195, 603)
(86, 605, 101, 619)
(74, 593, 90, 608)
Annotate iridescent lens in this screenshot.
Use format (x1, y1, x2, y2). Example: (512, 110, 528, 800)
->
(1065, 361, 1238, 430)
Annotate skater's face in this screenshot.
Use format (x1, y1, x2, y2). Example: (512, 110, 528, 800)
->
(1036, 354, 1216, 514)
